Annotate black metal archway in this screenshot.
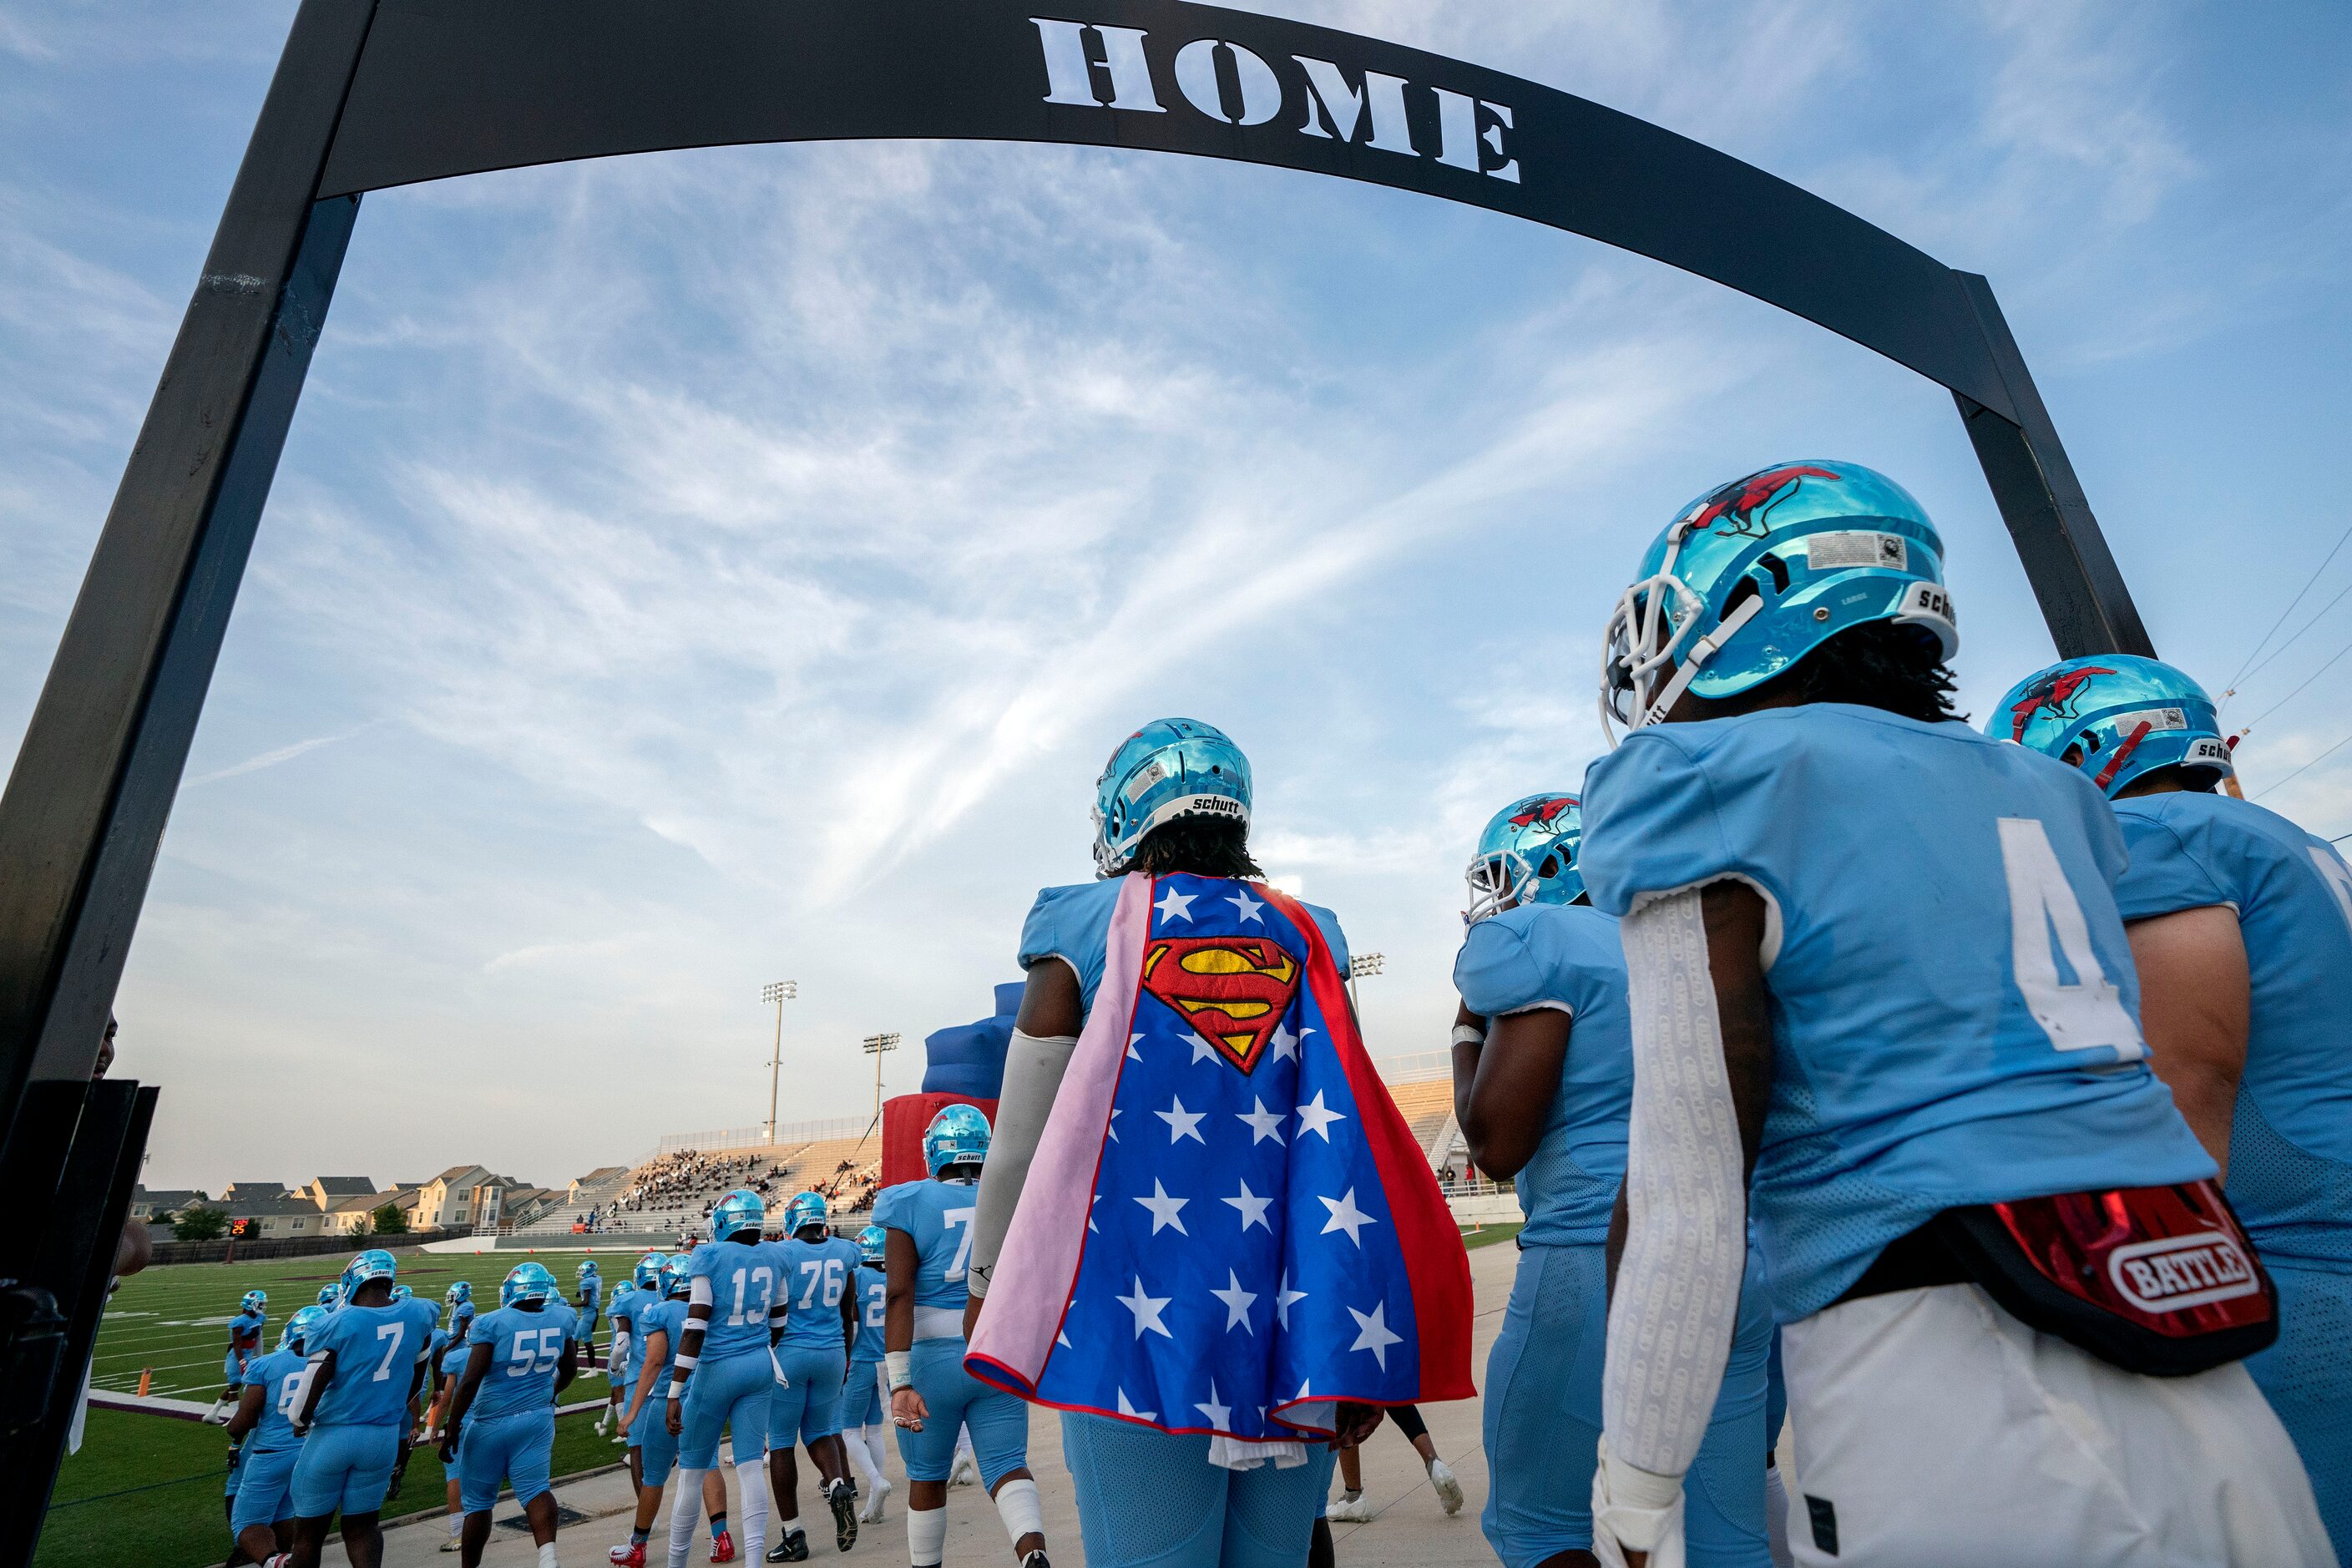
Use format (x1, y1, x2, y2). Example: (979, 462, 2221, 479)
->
(0, 2, 2155, 1541)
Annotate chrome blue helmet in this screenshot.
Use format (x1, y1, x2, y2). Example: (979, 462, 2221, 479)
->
(1464, 793, 1586, 923)
(710, 1188, 766, 1242)
(923, 1104, 992, 1178)
(1602, 462, 1957, 741)
(502, 1261, 557, 1307)
(578, 1259, 599, 1279)
(339, 1248, 397, 1300)
(390, 1284, 412, 1303)
(1091, 719, 1252, 876)
(857, 1224, 887, 1266)
(445, 1281, 472, 1307)
(782, 1191, 828, 1237)
(240, 1289, 268, 1314)
(316, 1284, 341, 1309)
(1993, 655, 2233, 797)
(281, 1305, 329, 1352)
(634, 1251, 669, 1290)
(659, 1257, 690, 1299)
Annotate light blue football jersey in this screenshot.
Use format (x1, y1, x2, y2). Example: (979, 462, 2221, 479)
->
(684, 1237, 786, 1361)
(849, 1265, 887, 1361)
(309, 1296, 441, 1428)
(873, 1178, 981, 1313)
(438, 1340, 471, 1385)
(1452, 903, 1634, 1247)
(579, 1275, 603, 1310)
(230, 1307, 266, 1348)
(635, 1296, 685, 1386)
(776, 1234, 862, 1351)
(2112, 790, 2352, 1269)
(1579, 705, 2213, 1321)
(240, 1345, 312, 1452)
(464, 1302, 577, 1422)
(607, 1287, 640, 1382)
(1020, 877, 1350, 1013)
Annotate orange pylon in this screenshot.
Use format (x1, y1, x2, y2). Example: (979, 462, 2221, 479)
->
(137, 1368, 151, 1396)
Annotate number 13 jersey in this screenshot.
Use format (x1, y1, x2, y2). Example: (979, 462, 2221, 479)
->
(1579, 704, 2213, 1322)
(685, 1238, 789, 1362)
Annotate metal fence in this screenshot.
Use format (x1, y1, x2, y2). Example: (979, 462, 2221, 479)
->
(653, 1115, 877, 1156)
(145, 1227, 467, 1268)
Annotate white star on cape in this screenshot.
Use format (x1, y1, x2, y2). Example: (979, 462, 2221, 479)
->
(1116, 1277, 1172, 1340)
(1223, 1178, 1272, 1233)
(1294, 1090, 1347, 1142)
(1136, 1180, 1190, 1235)
(1156, 888, 1196, 923)
(1209, 1270, 1257, 1332)
(1156, 1095, 1206, 1145)
(1348, 1301, 1404, 1370)
(1227, 889, 1265, 923)
(1196, 1380, 1232, 1429)
(1190, 1034, 1221, 1065)
(1106, 1108, 1123, 1143)
(1270, 1024, 1301, 1064)
(1236, 1098, 1285, 1145)
(1116, 1388, 1158, 1421)
(1275, 1271, 1307, 1330)
(1088, 1194, 1101, 1234)
(1319, 1187, 1377, 1246)
(1126, 1033, 1143, 1063)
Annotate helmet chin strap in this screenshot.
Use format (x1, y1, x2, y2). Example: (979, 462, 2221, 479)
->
(1634, 595, 1765, 729)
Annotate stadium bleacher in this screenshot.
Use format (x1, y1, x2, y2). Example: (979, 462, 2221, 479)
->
(516, 1125, 883, 1239)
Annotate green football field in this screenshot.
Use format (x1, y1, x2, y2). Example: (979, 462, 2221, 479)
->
(42, 1246, 639, 1568)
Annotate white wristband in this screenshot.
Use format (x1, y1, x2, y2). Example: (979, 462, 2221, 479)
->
(886, 1350, 913, 1392)
(1595, 1437, 1685, 1552)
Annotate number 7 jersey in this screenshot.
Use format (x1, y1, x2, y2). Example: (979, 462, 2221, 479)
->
(873, 1177, 979, 1314)
(1579, 704, 2214, 1323)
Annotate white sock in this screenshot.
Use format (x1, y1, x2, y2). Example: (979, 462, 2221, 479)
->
(538, 1544, 559, 1568)
(1765, 1464, 1794, 1568)
(734, 1454, 770, 1560)
(666, 1468, 706, 1568)
(448, 1514, 463, 1536)
(907, 1505, 947, 1567)
(867, 1424, 891, 1479)
(993, 1477, 1043, 1546)
(842, 1428, 883, 1491)
(779, 1512, 802, 1537)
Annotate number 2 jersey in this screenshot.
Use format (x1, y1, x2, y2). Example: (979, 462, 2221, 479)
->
(775, 1234, 862, 1351)
(873, 1178, 979, 1321)
(2112, 790, 2352, 1269)
(1579, 704, 2213, 1321)
(685, 1237, 788, 1362)
(465, 1302, 579, 1421)
(850, 1265, 887, 1361)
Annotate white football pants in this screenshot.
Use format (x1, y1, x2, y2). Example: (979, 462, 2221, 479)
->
(1778, 1282, 2334, 1567)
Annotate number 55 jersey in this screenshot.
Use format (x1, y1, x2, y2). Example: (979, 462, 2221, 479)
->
(1579, 704, 2215, 1323)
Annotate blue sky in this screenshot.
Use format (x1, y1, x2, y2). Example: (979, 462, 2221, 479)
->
(6, 1, 2349, 1194)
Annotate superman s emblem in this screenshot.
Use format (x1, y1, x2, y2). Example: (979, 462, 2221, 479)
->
(1140, 938, 1302, 1074)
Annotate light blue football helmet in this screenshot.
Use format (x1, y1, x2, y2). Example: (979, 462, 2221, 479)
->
(1090, 718, 1252, 876)
(502, 1261, 557, 1307)
(1464, 793, 1586, 923)
(1993, 655, 2234, 797)
(857, 1224, 887, 1266)
(659, 1257, 690, 1299)
(782, 1191, 829, 1237)
(578, 1259, 599, 1280)
(710, 1188, 766, 1242)
(1601, 461, 1958, 741)
(281, 1305, 329, 1352)
(339, 1248, 397, 1300)
(445, 1281, 472, 1307)
(634, 1251, 669, 1290)
(924, 1104, 992, 1178)
(240, 1289, 267, 1314)
(390, 1285, 412, 1304)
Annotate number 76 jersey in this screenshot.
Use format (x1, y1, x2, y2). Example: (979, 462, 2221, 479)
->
(873, 1177, 979, 1313)
(1579, 705, 2214, 1324)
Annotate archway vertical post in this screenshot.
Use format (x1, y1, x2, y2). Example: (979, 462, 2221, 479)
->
(0, 8, 372, 1559)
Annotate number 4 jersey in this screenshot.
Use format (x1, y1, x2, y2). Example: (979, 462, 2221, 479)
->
(1579, 703, 2213, 1322)
(464, 1302, 579, 1421)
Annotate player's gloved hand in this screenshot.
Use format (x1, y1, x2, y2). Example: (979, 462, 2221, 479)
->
(227, 1444, 243, 1473)
(439, 1424, 459, 1465)
(891, 1387, 929, 1433)
(1591, 1437, 1685, 1568)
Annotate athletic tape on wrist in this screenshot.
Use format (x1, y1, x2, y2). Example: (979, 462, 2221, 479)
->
(886, 1350, 913, 1391)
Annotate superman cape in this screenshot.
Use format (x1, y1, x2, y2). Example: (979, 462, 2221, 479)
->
(966, 873, 1472, 1439)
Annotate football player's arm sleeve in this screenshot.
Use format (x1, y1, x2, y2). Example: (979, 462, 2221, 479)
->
(1597, 886, 1748, 1551)
(670, 1277, 712, 1393)
(291, 1347, 333, 1429)
(967, 1028, 1078, 1301)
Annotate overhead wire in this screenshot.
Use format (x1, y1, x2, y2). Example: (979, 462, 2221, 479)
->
(2220, 515, 2352, 714)
(2233, 630, 2352, 743)
(2252, 726, 2352, 802)
(2234, 576, 2352, 691)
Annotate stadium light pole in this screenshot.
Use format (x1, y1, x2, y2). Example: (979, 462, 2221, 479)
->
(1347, 951, 1385, 1015)
(761, 981, 797, 1146)
(862, 1032, 900, 1129)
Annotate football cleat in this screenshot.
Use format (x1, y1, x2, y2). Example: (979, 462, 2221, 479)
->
(1601, 460, 1956, 743)
(501, 1261, 557, 1307)
(1020, 1553, 1051, 1568)
(1993, 655, 2234, 797)
(825, 1478, 859, 1551)
(439, 1532, 463, 1552)
(923, 1106, 992, 1180)
(202, 1396, 235, 1426)
(948, 1449, 980, 1488)
(763, 1526, 810, 1562)
(1091, 717, 1252, 875)
(1325, 1491, 1374, 1523)
(710, 1527, 737, 1563)
(857, 1477, 891, 1524)
(608, 1543, 646, 1566)
(1464, 794, 1586, 923)
(1429, 1457, 1464, 1515)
